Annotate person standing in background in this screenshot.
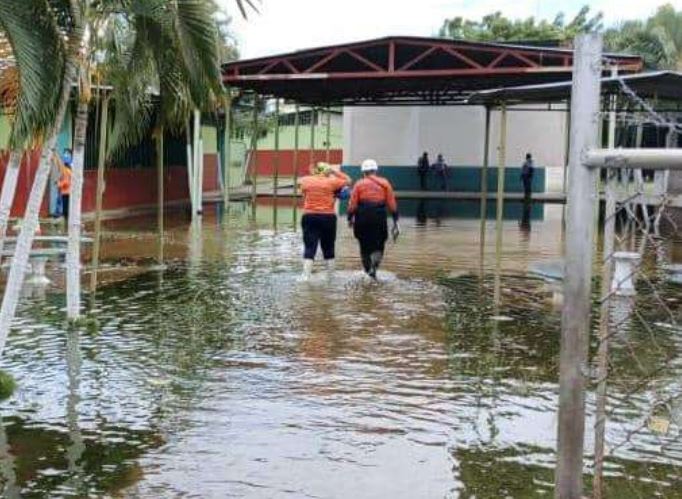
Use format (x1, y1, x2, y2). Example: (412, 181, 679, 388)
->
(432, 153, 449, 191)
(521, 152, 535, 201)
(417, 152, 430, 190)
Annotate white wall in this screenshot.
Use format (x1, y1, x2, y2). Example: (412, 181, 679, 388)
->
(344, 105, 569, 170)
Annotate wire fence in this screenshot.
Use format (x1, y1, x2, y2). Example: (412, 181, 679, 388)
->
(591, 74, 682, 498)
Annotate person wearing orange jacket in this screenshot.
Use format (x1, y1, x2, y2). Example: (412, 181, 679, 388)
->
(347, 159, 400, 279)
(57, 149, 73, 222)
(297, 162, 351, 280)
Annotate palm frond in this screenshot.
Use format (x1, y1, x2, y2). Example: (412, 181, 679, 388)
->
(0, 0, 65, 148)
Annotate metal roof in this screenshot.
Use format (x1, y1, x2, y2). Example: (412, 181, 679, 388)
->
(467, 71, 682, 106)
(222, 36, 642, 106)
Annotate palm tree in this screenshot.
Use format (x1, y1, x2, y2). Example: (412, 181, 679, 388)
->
(0, 0, 250, 355)
(604, 4, 682, 70)
(0, 3, 65, 260)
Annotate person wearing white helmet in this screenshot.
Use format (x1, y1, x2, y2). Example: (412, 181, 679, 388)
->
(297, 161, 351, 280)
(347, 159, 400, 279)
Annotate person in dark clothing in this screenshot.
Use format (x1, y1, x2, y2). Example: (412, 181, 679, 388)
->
(347, 159, 400, 279)
(432, 153, 449, 191)
(417, 152, 430, 190)
(521, 153, 534, 201)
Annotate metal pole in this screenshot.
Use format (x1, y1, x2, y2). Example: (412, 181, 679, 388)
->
(273, 99, 280, 201)
(479, 106, 491, 276)
(223, 93, 232, 207)
(292, 104, 301, 227)
(594, 67, 618, 499)
(310, 107, 316, 169)
(156, 127, 165, 267)
(325, 106, 331, 163)
(250, 95, 259, 209)
(89, 93, 110, 294)
(493, 103, 507, 307)
(555, 33, 602, 499)
(563, 100, 571, 195)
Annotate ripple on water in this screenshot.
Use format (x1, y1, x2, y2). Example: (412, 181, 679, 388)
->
(0, 205, 681, 497)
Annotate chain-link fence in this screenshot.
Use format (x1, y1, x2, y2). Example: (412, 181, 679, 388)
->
(591, 73, 682, 498)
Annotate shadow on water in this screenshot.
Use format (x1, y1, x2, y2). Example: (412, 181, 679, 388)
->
(0, 198, 680, 496)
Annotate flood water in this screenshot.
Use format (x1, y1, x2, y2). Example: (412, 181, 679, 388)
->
(1, 199, 682, 498)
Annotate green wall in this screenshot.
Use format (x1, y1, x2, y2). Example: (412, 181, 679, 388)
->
(256, 121, 342, 150)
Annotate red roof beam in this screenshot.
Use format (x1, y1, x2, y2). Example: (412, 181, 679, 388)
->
(345, 49, 386, 72)
(440, 46, 484, 69)
(398, 46, 439, 71)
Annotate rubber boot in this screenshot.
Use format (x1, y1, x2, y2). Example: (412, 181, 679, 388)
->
(325, 259, 335, 279)
(301, 259, 313, 281)
(369, 251, 383, 279)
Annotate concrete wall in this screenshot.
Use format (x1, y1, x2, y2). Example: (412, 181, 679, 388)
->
(343, 105, 568, 191)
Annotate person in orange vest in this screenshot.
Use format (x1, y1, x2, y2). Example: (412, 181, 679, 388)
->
(57, 149, 73, 222)
(347, 159, 400, 279)
(297, 161, 351, 280)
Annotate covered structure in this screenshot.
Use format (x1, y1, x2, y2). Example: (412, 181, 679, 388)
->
(222, 36, 642, 106)
(468, 71, 682, 200)
(221, 36, 643, 205)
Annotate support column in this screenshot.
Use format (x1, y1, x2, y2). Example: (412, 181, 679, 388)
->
(479, 106, 491, 276)
(310, 107, 316, 169)
(250, 95, 260, 209)
(89, 93, 110, 294)
(325, 107, 331, 163)
(555, 33, 602, 499)
(273, 99, 280, 201)
(223, 93, 232, 207)
(563, 100, 571, 195)
(493, 103, 507, 308)
(293, 104, 301, 227)
(156, 127, 165, 267)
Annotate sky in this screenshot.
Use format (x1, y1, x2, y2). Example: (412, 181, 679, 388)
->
(219, 0, 682, 59)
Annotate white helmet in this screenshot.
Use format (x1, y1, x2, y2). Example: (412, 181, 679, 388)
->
(361, 159, 378, 172)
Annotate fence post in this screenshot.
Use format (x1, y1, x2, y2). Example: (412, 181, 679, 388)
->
(555, 33, 602, 499)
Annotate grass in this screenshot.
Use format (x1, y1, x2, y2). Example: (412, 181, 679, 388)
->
(0, 370, 16, 400)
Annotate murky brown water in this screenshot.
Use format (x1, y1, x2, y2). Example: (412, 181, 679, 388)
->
(0, 199, 681, 498)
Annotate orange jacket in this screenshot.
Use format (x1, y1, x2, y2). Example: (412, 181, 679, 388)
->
(298, 171, 350, 215)
(347, 176, 398, 215)
(58, 165, 72, 195)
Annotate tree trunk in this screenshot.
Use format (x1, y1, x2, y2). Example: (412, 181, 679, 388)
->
(66, 99, 89, 320)
(89, 95, 110, 295)
(0, 4, 84, 356)
(0, 150, 23, 260)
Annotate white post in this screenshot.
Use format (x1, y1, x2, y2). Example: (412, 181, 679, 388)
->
(555, 33, 602, 499)
(193, 109, 202, 216)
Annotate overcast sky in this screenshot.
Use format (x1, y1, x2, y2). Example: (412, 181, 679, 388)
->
(219, 0, 682, 59)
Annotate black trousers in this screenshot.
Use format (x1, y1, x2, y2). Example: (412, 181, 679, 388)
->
(522, 176, 532, 199)
(419, 172, 427, 190)
(62, 194, 70, 222)
(353, 204, 388, 273)
(302, 214, 337, 260)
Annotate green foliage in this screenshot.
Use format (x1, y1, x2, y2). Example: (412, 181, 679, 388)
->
(0, 369, 16, 400)
(439, 6, 603, 44)
(604, 3, 682, 69)
(0, 0, 66, 148)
